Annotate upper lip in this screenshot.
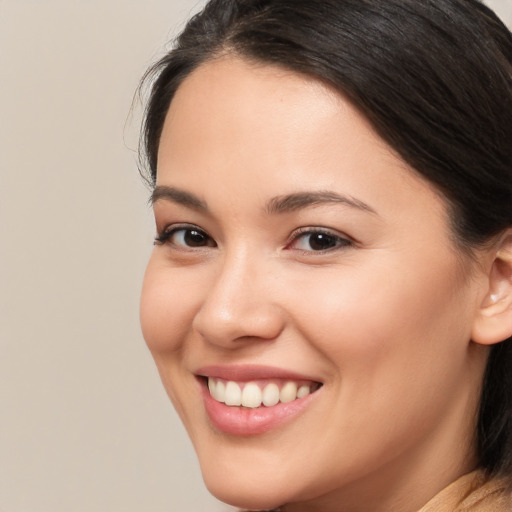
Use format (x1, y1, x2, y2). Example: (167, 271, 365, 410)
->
(195, 364, 322, 383)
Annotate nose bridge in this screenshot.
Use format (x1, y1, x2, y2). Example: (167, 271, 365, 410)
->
(192, 246, 284, 346)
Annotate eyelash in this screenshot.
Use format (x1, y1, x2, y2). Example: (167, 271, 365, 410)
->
(154, 224, 354, 253)
(287, 227, 354, 253)
(154, 224, 216, 249)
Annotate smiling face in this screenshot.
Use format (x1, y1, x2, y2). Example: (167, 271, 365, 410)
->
(140, 57, 491, 512)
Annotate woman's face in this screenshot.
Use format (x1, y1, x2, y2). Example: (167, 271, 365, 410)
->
(141, 58, 489, 511)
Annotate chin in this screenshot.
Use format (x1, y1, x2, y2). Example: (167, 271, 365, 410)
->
(197, 447, 295, 510)
(204, 475, 285, 511)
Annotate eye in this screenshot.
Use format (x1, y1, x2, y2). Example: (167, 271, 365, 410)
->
(155, 225, 216, 248)
(288, 229, 352, 252)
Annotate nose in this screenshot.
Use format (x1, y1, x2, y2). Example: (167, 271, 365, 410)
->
(192, 253, 285, 348)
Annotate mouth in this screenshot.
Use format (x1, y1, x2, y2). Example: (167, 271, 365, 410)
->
(195, 366, 323, 435)
(206, 377, 322, 408)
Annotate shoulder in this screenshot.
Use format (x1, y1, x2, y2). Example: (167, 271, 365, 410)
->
(456, 472, 512, 512)
(419, 470, 512, 512)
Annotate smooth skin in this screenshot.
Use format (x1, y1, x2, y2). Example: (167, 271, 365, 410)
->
(141, 57, 512, 512)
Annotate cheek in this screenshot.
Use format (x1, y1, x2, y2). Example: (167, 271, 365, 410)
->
(140, 259, 198, 354)
(140, 259, 205, 424)
(278, 262, 476, 477)
(289, 255, 472, 395)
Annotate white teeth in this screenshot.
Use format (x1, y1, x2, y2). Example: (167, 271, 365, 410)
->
(241, 383, 263, 408)
(224, 381, 242, 406)
(262, 383, 280, 407)
(212, 380, 225, 402)
(280, 382, 298, 403)
(207, 377, 316, 408)
(297, 385, 310, 399)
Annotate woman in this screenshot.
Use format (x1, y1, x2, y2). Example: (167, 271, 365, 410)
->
(138, 0, 512, 510)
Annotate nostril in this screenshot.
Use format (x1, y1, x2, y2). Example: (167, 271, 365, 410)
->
(193, 300, 285, 347)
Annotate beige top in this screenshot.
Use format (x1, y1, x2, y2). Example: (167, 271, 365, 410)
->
(253, 470, 512, 512)
(418, 470, 511, 512)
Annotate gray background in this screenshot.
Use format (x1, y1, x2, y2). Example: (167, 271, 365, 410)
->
(1, 1, 510, 511)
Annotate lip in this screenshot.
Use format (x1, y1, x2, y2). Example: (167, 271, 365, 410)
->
(196, 364, 321, 383)
(195, 365, 322, 436)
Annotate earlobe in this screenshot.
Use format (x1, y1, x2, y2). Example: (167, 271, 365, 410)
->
(471, 230, 512, 346)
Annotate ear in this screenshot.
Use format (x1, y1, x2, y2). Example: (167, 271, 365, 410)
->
(471, 230, 512, 346)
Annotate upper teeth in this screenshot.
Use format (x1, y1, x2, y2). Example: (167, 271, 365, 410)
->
(208, 378, 314, 408)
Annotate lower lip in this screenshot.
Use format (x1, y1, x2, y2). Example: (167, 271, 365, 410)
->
(200, 381, 318, 436)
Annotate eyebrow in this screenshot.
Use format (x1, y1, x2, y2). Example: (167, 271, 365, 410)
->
(150, 186, 209, 212)
(150, 186, 377, 216)
(266, 191, 377, 215)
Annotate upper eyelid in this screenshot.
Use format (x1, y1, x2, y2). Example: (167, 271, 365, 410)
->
(285, 227, 355, 253)
(154, 223, 215, 245)
(158, 222, 207, 235)
(154, 222, 355, 249)
(289, 226, 354, 242)
(293, 226, 344, 234)
(158, 224, 349, 238)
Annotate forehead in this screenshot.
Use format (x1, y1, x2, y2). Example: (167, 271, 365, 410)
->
(162, 58, 391, 177)
(159, 56, 347, 163)
(158, 57, 440, 211)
